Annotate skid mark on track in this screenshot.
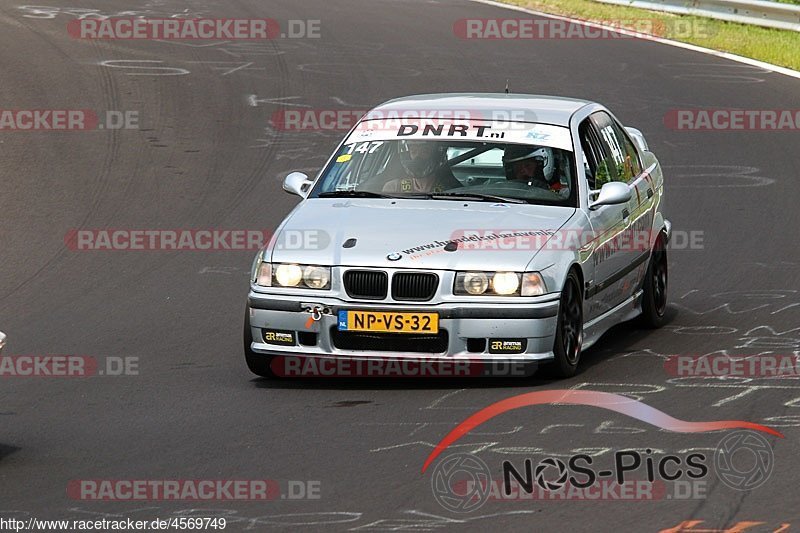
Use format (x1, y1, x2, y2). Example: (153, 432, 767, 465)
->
(248, 95, 309, 108)
(348, 510, 539, 531)
(298, 63, 422, 77)
(659, 62, 769, 83)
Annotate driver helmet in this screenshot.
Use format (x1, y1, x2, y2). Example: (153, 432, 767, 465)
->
(503, 145, 555, 181)
(400, 141, 446, 178)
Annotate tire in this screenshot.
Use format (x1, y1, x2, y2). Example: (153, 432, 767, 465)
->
(638, 233, 668, 329)
(546, 270, 584, 378)
(243, 308, 276, 378)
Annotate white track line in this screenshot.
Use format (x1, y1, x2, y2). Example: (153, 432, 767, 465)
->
(467, 0, 800, 81)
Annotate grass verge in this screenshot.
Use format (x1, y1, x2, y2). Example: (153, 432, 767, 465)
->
(490, 0, 800, 71)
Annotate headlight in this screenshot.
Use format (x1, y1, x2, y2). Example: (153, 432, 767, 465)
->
(521, 272, 546, 296)
(275, 264, 303, 287)
(254, 263, 331, 290)
(454, 271, 545, 296)
(303, 265, 331, 289)
(492, 272, 519, 295)
(462, 272, 489, 295)
(256, 263, 272, 287)
(251, 250, 264, 283)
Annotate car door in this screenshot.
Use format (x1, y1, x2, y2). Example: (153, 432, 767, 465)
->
(578, 113, 640, 317)
(594, 112, 655, 300)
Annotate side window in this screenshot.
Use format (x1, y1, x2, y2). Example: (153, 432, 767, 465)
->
(578, 118, 616, 189)
(590, 112, 642, 183)
(617, 125, 643, 178)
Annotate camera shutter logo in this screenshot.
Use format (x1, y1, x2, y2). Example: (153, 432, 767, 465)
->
(430, 453, 491, 513)
(715, 430, 774, 491)
(535, 457, 569, 491)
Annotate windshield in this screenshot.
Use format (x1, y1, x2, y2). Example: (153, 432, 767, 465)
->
(310, 137, 577, 206)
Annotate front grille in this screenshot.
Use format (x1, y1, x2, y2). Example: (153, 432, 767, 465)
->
(392, 272, 438, 301)
(343, 270, 388, 300)
(330, 328, 449, 353)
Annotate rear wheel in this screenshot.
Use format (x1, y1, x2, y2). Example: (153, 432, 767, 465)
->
(547, 270, 583, 378)
(243, 308, 276, 378)
(638, 234, 668, 329)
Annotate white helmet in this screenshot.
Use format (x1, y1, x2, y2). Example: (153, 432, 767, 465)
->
(503, 145, 555, 181)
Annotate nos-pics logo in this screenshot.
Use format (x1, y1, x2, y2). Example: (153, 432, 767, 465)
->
(430, 431, 774, 512)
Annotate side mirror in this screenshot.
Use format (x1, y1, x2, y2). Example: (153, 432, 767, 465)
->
(624, 127, 649, 152)
(0, 331, 6, 354)
(589, 181, 632, 210)
(282, 172, 312, 198)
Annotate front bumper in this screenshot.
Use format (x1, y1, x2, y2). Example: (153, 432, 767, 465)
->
(246, 291, 559, 362)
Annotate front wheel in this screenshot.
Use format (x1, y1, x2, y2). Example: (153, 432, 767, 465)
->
(638, 234, 668, 329)
(243, 308, 276, 378)
(546, 270, 583, 378)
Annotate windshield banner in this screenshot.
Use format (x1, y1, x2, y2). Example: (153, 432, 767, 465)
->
(346, 120, 573, 151)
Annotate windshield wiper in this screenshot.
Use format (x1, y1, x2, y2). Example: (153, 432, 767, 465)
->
(319, 190, 396, 199)
(427, 192, 527, 204)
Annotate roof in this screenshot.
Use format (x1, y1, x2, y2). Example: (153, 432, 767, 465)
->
(364, 93, 593, 127)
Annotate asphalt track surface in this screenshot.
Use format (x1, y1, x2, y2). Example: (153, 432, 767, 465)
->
(1, 0, 799, 531)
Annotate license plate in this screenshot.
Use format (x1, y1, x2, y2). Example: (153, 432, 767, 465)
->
(338, 310, 439, 334)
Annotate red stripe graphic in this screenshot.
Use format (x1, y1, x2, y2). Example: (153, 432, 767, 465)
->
(421, 389, 782, 473)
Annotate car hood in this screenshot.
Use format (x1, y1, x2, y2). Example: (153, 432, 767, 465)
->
(269, 199, 575, 271)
